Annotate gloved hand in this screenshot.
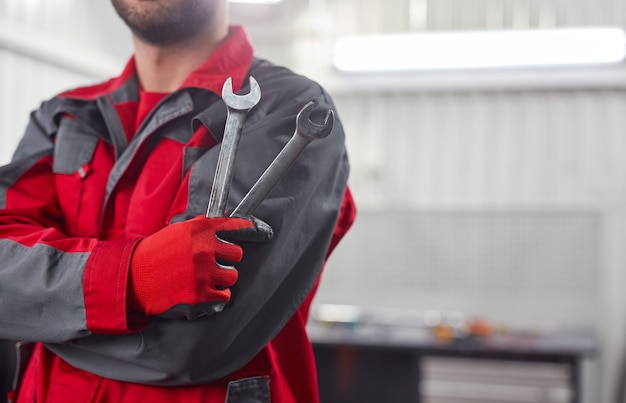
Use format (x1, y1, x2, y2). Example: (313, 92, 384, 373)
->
(129, 215, 272, 320)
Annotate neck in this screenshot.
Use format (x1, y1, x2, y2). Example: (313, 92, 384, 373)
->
(133, 23, 229, 93)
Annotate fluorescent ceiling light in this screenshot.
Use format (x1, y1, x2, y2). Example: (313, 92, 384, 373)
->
(334, 27, 626, 72)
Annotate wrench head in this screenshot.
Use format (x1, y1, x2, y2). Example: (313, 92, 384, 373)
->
(222, 76, 262, 111)
(296, 101, 335, 141)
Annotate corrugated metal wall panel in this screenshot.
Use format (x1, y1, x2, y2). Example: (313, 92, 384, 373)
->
(335, 90, 626, 209)
(320, 0, 626, 34)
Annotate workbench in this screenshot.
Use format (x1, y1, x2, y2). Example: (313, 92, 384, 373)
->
(309, 323, 596, 403)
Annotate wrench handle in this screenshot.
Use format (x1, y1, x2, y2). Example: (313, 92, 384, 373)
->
(206, 109, 248, 218)
(230, 134, 311, 216)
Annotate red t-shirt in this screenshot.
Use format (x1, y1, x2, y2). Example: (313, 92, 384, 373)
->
(135, 90, 169, 134)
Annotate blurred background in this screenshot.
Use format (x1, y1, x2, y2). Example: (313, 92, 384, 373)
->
(2, 0, 626, 402)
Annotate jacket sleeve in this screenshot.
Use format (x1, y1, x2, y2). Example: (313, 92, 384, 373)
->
(46, 65, 355, 385)
(0, 102, 139, 343)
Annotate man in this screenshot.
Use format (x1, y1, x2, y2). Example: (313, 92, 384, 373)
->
(0, 0, 355, 401)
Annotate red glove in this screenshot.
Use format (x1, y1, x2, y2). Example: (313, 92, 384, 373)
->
(129, 215, 272, 320)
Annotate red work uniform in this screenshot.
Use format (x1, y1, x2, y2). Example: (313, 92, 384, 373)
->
(0, 25, 355, 402)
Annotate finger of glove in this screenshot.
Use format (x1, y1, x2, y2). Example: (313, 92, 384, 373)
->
(158, 301, 227, 320)
(189, 215, 272, 242)
(211, 264, 239, 288)
(218, 215, 274, 243)
(141, 279, 232, 317)
(212, 240, 244, 263)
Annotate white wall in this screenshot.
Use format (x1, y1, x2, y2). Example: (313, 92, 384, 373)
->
(0, 50, 94, 164)
(0, 0, 128, 164)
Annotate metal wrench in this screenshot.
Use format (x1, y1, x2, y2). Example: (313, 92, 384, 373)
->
(230, 101, 334, 216)
(206, 76, 261, 218)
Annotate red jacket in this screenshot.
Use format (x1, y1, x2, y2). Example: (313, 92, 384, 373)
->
(0, 26, 355, 402)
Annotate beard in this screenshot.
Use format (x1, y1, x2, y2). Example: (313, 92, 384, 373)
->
(111, 0, 219, 46)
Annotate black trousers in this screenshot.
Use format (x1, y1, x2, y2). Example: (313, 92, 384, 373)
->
(0, 340, 16, 399)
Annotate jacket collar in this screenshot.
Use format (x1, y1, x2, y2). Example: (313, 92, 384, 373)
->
(60, 25, 254, 101)
(181, 25, 254, 94)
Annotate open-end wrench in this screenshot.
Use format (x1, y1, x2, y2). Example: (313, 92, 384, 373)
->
(230, 101, 334, 216)
(206, 76, 261, 218)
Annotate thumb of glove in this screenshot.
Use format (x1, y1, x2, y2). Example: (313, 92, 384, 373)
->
(218, 214, 273, 243)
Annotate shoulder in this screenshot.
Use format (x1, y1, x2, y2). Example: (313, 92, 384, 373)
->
(58, 59, 136, 100)
(57, 79, 118, 100)
(250, 58, 329, 104)
(248, 57, 336, 121)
